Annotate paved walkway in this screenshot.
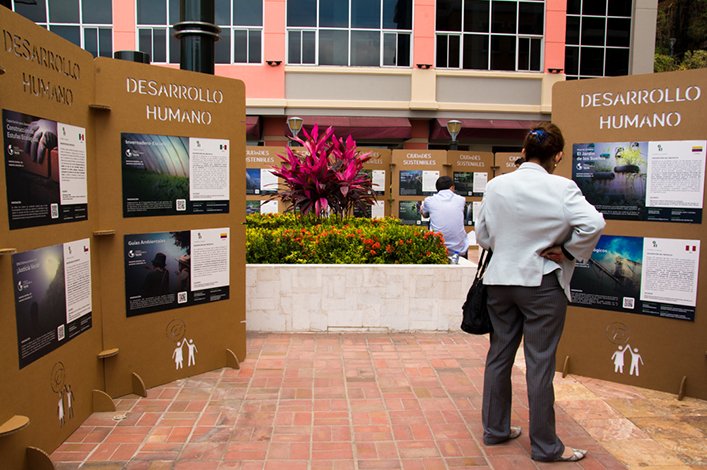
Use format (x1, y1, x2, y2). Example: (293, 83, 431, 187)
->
(53, 332, 706, 469)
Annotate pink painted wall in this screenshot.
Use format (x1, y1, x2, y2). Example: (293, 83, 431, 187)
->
(545, 0, 567, 72)
(413, 0, 436, 67)
(111, 0, 285, 98)
(113, 0, 135, 51)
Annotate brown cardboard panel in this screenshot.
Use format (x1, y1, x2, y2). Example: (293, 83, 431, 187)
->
(553, 69, 707, 399)
(448, 151, 493, 231)
(245, 146, 285, 214)
(359, 148, 392, 217)
(92, 57, 246, 398)
(494, 152, 524, 176)
(391, 150, 448, 220)
(0, 6, 103, 468)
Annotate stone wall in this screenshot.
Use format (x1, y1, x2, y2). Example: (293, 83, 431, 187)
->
(246, 263, 478, 332)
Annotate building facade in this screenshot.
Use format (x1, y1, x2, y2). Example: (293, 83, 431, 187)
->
(10, 0, 658, 150)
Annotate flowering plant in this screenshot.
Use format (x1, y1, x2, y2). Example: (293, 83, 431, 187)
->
(271, 124, 376, 217)
(246, 214, 448, 264)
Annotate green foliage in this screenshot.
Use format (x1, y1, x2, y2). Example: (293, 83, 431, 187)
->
(654, 53, 679, 72)
(272, 124, 376, 217)
(679, 50, 707, 69)
(655, 50, 706, 72)
(246, 214, 449, 264)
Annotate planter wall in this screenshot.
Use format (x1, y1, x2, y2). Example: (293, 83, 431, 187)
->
(246, 263, 478, 332)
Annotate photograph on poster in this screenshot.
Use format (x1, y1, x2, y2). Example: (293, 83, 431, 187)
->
(572, 140, 705, 223)
(12, 239, 93, 368)
(3, 109, 88, 229)
(570, 235, 697, 321)
(122, 133, 230, 217)
(399, 200, 428, 225)
(124, 229, 230, 317)
(453, 172, 474, 196)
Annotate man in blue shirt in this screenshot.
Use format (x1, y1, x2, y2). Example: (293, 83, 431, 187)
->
(420, 176, 470, 257)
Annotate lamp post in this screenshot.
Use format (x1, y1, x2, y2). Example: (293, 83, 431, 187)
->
(446, 120, 462, 150)
(287, 116, 303, 146)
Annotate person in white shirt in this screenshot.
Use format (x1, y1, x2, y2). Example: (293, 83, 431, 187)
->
(475, 123, 605, 462)
(420, 176, 469, 257)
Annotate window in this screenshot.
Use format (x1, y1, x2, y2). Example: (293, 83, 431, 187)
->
(286, 0, 413, 67)
(564, 0, 632, 80)
(136, 0, 263, 64)
(436, 0, 544, 72)
(12, 0, 113, 57)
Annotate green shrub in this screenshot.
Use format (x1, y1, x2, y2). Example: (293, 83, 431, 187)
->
(245, 214, 449, 264)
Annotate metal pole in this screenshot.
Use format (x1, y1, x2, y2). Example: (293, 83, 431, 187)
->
(173, 0, 220, 74)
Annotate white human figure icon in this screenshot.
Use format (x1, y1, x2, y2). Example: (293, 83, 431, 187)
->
(172, 341, 184, 369)
(57, 391, 65, 426)
(65, 385, 74, 418)
(629, 347, 644, 376)
(186, 338, 198, 367)
(611, 345, 626, 373)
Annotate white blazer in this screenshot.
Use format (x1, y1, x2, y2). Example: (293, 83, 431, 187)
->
(475, 162, 606, 300)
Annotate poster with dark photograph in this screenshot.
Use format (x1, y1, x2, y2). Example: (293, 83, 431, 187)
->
(360, 169, 386, 195)
(124, 228, 230, 317)
(13, 239, 93, 368)
(122, 133, 230, 217)
(399, 200, 427, 225)
(570, 235, 697, 321)
(399, 170, 423, 195)
(353, 201, 384, 219)
(399, 170, 438, 196)
(245, 200, 278, 215)
(246, 168, 278, 195)
(3, 109, 88, 229)
(572, 140, 704, 223)
(463, 202, 475, 226)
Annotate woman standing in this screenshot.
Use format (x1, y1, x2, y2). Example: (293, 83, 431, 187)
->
(475, 123, 605, 462)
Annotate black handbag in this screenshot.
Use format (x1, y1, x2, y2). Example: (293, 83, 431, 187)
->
(460, 249, 493, 335)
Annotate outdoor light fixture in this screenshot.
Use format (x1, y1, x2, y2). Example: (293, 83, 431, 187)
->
(548, 68, 563, 74)
(416, 63, 432, 69)
(287, 116, 304, 146)
(446, 119, 462, 150)
(266, 60, 282, 66)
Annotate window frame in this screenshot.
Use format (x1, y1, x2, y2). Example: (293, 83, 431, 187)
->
(12, 0, 114, 58)
(434, 0, 545, 72)
(135, 0, 264, 65)
(564, 0, 633, 80)
(286, 0, 413, 67)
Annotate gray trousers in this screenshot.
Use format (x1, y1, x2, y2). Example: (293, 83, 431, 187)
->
(482, 273, 567, 461)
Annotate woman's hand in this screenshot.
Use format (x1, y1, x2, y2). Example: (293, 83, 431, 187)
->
(540, 245, 565, 263)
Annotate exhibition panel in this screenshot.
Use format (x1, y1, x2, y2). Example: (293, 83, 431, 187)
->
(0, 6, 247, 469)
(553, 69, 707, 400)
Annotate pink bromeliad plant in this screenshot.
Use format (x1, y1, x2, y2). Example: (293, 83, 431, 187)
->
(271, 124, 376, 217)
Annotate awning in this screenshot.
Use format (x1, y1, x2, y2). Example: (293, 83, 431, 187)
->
(430, 118, 535, 141)
(301, 116, 412, 140)
(246, 116, 261, 140)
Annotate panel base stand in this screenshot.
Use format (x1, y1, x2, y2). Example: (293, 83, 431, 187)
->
(0, 415, 30, 437)
(92, 389, 116, 412)
(226, 349, 240, 369)
(26, 446, 54, 470)
(678, 376, 688, 401)
(562, 355, 570, 378)
(131, 372, 147, 397)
